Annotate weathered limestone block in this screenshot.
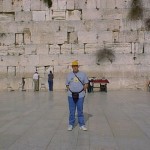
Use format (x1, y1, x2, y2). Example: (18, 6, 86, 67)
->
(119, 31, 127, 43)
(45, 10, 52, 21)
(7, 66, 16, 76)
(113, 31, 119, 42)
(24, 44, 36, 55)
(15, 11, 32, 21)
(23, 0, 31, 11)
(30, 0, 41, 11)
(15, 33, 24, 45)
(53, 32, 67, 44)
(32, 21, 60, 33)
(6, 55, 19, 66)
(66, 0, 74, 10)
(135, 54, 150, 65)
(68, 31, 78, 44)
(144, 32, 150, 42)
(61, 44, 71, 54)
(69, 20, 86, 31)
(8, 46, 25, 56)
(74, 0, 86, 9)
(0, 13, 14, 22)
(144, 43, 150, 54)
(31, 33, 53, 44)
(82, 9, 102, 20)
(2, 0, 13, 12)
(39, 54, 59, 66)
(0, 67, 7, 77)
(24, 29, 31, 44)
(25, 55, 39, 66)
(86, 0, 97, 9)
(115, 0, 125, 8)
(85, 43, 99, 54)
(106, 0, 115, 8)
(32, 11, 46, 21)
(58, 0, 67, 9)
(105, 42, 132, 54)
(15, 22, 33, 33)
(52, 10, 66, 20)
(125, 31, 138, 43)
(102, 9, 122, 20)
(66, 10, 81, 20)
(12, 0, 23, 11)
(0, 46, 8, 55)
(99, 0, 107, 9)
(78, 31, 97, 44)
(0, 0, 3, 11)
(97, 31, 113, 44)
(0, 33, 15, 46)
(36, 44, 49, 55)
(113, 54, 134, 65)
(107, 19, 121, 31)
(49, 44, 60, 54)
(71, 44, 84, 54)
(94, 20, 108, 31)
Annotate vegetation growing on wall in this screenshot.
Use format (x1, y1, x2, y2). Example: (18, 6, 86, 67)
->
(43, 0, 52, 8)
(96, 48, 115, 64)
(128, 0, 143, 20)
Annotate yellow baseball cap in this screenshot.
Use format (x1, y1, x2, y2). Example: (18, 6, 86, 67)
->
(72, 60, 78, 66)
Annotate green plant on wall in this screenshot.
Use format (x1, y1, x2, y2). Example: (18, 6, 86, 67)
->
(96, 48, 115, 64)
(128, 0, 143, 20)
(43, 0, 52, 8)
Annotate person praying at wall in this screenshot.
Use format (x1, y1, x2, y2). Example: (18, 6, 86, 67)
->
(48, 71, 54, 91)
(33, 71, 39, 91)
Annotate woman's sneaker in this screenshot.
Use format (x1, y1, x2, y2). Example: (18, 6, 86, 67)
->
(80, 125, 87, 131)
(68, 125, 73, 131)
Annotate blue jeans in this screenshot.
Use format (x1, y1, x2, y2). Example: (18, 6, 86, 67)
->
(48, 80, 53, 91)
(68, 96, 85, 127)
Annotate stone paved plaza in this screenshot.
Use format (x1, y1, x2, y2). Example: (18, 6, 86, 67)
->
(0, 90, 150, 150)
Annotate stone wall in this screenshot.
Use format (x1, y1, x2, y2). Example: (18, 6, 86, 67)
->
(0, 0, 150, 91)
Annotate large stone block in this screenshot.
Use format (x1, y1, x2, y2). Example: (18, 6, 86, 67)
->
(32, 11, 46, 21)
(0, 13, 14, 22)
(15, 33, 24, 45)
(58, 0, 67, 9)
(68, 31, 78, 44)
(39, 54, 59, 66)
(23, 0, 31, 11)
(85, 43, 99, 54)
(30, 0, 41, 11)
(144, 31, 150, 42)
(0, 0, 3, 11)
(0, 46, 8, 56)
(66, 10, 81, 20)
(36, 44, 49, 55)
(74, 0, 86, 9)
(12, 0, 23, 11)
(97, 31, 113, 43)
(0, 33, 15, 46)
(144, 43, 150, 54)
(0, 67, 7, 77)
(66, 0, 74, 10)
(53, 32, 67, 44)
(49, 44, 60, 54)
(106, 0, 116, 8)
(61, 44, 71, 54)
(78, 31, 97, 44)
(15, 11, 32, 21)
(2, 0, 13, 12)
(8, 46, 25, 56)
(86, 0, 97, 9)
(24, 44, 37, 55)
(125, 31, 138, 43)
(6, 55, 19, 66)
(52, 10, 66, 20)
(82, 9, 102, 20)
(71, 44, 84, 54)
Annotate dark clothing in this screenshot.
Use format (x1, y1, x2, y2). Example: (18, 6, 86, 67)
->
(48, 73, 54, 91)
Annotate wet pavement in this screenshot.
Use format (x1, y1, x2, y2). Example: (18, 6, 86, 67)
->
(0, 90, 150, 150)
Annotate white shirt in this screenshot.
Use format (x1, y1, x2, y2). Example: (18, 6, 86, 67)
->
(33, 73, 39, 80)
